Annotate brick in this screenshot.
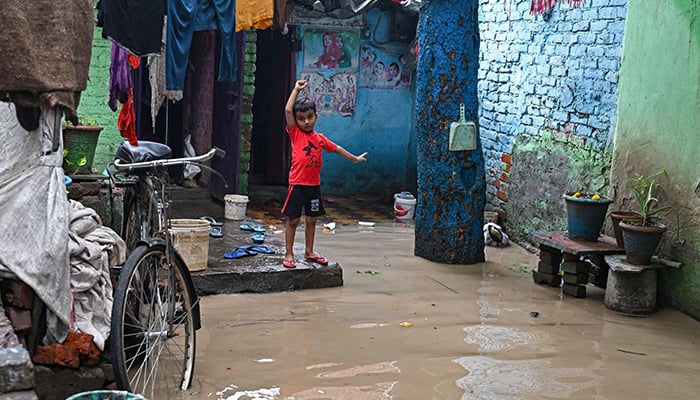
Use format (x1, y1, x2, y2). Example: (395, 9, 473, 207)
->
(562, 252, 580, 261)
(562, 260, 590, 274)
(538, 245, 562, 265)
(533, 271, 561, 287)
(496, 190, 507, 202)
(6, 308, 31, 333)
(0, 347, 34, 392)
(562, 272, 588, 285)
(501, 153, 512, 165)
(53, 344, 80, 369)
(32, 346, 56, 366)
(537, 260, 560, 275)
(1, 280, 34, 310)
(562, 283, 587, 298)
(499, 173, 509, 183)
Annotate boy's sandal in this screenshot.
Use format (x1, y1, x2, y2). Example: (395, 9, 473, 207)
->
(200, 216, 223, 226)
(304, 255, 329, 265)
(251, 234, 265, 244)
(240, 222, 266, 233)
(210, 226, 223, 238)
(224, 246, 256, 259)
(282, 258, 296, 269)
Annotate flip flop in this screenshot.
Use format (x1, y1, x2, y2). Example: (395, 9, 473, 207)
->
(282, 258, 296, 268)
(305, 255, 329, 265)
(240, 222, 266, 233)
(248, 245, 275, 254)
(251, 234, 265, 244)
(223, 246, 256, 259)
(200, 216, 223, 226)
(210, 226, 223, 238)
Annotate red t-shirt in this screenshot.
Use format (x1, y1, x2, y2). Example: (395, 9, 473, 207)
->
(286, 124, 338, 186)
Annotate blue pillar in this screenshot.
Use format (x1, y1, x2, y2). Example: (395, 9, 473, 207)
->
(414, 0, 485, 264)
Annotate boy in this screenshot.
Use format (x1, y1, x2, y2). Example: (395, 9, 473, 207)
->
(282, 79, 367, 268)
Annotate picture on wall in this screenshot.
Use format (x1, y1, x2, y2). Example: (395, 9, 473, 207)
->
(303, 28, 359, 71)
(299, 72, 357, 117)
(359, 45, 412, 90)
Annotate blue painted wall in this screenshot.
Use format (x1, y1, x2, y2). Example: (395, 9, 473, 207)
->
(293, 9, 418, 196)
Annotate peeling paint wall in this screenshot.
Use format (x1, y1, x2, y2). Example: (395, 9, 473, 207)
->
(507, 131, 612, 243)
(612, 0, 700, 319)
(478, 0, 627, 216)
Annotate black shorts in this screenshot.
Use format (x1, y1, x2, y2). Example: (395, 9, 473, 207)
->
(282, 185, 326, 218)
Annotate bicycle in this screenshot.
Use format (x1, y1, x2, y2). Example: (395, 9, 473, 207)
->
(107, 140, 225, 399)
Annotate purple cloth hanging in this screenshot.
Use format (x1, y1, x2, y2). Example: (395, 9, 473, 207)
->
(109, 44, 133, 112)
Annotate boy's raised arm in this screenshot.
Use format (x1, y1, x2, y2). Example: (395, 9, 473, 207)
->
(285, 80, 306, 130)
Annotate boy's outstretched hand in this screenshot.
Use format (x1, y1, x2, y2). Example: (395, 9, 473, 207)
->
(355, 152, 368, 163)
(295, 80, 307, 91)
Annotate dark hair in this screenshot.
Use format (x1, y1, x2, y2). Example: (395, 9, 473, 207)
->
(293, 97, 316, 115)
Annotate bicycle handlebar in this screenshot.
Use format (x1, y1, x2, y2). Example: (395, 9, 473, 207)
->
(113, 146, 226, 171)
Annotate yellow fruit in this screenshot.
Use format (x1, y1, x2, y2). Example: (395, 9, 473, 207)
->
(573, 192, 581, 198)
(592, 194, 601, 200)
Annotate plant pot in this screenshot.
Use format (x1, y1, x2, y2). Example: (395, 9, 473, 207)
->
(609, 211, 636, 248)
(563, 194, 613, 242)
(62, 124, 103, 175)
(618, 221, 667, 265)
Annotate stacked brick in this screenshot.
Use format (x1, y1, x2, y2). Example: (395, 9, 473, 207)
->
(561, 254, 589, 298)
(32, 332, 101, 370)
(532, 244, 562, 286)
(1, 280, 37, 399)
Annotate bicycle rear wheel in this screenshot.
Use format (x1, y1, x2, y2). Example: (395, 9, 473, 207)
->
(111, 243, 196, 398)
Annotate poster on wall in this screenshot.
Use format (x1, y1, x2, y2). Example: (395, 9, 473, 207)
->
(303, 28, 360, 71)
(359, 44, 412, 90)
(299, 72, 357, 117)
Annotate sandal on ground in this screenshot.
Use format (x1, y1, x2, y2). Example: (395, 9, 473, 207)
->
(248, 245, 275, 254)
(200, 216, 223, 226)
(223, 246, 257, 259)
(251, 233, 265, 244)
(282, 258, 296, 269)
(210, 226, 223, 238)
(240, 222, 266, 233)
(304, 254, 329, 265)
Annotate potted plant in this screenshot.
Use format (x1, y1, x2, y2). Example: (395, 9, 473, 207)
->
(617, 170, 671, 265)
(62, 115, 103, 175)
(562, 191, 613, 242)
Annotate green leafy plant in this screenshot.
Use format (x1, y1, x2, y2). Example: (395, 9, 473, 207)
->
(62, 148, 88, 174)
(622, 170, 672, 227)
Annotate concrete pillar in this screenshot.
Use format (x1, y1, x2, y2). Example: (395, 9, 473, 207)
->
(414, 0, 485, 264)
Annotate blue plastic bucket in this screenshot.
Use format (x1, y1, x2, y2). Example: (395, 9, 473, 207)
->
(563, 194, 612, 242)
(65, 390, 147, 400)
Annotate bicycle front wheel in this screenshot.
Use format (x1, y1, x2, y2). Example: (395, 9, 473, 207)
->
(111, 243, 196, 398)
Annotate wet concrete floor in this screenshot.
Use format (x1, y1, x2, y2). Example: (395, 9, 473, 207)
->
(171, 188, 700, 399)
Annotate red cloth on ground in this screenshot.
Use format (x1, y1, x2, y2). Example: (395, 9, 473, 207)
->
(118, 88, 138, 146)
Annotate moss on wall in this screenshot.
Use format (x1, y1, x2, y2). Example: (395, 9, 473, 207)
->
(505, 130, 612, 243)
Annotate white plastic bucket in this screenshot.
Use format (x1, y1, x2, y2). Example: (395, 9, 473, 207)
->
(170, 219, 210, 272)
(224, 194, 249, 220)
(393, 192, 417, 220)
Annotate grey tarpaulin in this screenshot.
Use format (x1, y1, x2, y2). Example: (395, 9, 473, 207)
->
(291, 0, 422, 18)
(68, 200, 126, 350)
(0, 102, 71, 345)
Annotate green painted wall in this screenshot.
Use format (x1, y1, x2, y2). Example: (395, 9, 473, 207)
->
(612, 0, 700, 319)
(77, 15, 121, 174)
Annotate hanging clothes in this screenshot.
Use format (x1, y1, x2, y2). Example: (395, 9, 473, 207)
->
(166, 0, 238, 91)
(273, 0, 289, 30)
(530, 0, 583, 15)
(236, 0, 273, 32)
(100, 0, 166, 56)
(108, 44, 133, 112)
(118, 88, 139, 146)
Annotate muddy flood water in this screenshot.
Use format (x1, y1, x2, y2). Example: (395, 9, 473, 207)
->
(181, 223, 700, 400)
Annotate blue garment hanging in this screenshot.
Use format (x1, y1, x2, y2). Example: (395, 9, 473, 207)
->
(166, 0, 237, 91)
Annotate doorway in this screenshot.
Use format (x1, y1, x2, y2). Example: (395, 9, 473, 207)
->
(250, 29, 295, 186)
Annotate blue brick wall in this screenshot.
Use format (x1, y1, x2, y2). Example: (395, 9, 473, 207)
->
(478, 0, 627, 211)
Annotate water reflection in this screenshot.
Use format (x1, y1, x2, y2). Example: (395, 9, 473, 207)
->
(463, 325, 538, 353)
(454, 356, 602, 399)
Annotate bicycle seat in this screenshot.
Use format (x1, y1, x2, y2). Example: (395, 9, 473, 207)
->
(115, 141, 173, 164)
